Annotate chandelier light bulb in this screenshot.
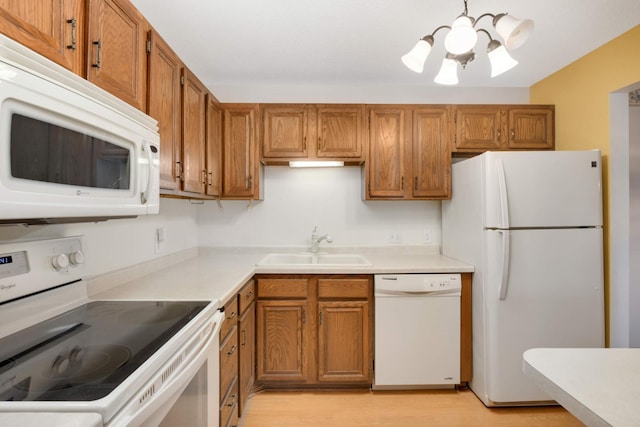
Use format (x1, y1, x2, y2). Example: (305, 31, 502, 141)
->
(444, 15, 478, 54)
(487, 41, 518, 77)
(401, 38, 433, 73)
(493, 14, 534, 50)
(434, 58, 459, 85)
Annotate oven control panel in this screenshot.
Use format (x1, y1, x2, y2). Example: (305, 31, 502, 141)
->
(0, 236, 85, 304)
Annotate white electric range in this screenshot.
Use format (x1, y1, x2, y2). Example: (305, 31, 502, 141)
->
(0, 236, 223, 427)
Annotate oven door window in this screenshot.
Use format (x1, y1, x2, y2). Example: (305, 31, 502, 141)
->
(10, 113, 131, 190)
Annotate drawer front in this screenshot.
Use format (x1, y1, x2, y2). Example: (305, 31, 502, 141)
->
(318, 277, 371, 299)
(257, 278, 309, 298)
(238, 279, 256, 314)
(220, 377, 239, 427)
(219, 325, 238, 399)
(220, 298, 239, 341)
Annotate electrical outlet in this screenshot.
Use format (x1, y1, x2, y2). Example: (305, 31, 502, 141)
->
(388, 231, 403, 244)
(423, 229, 432, 244)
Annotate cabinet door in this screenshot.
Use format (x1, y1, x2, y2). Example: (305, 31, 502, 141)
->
(223, 104, 259, 199)
(205, 94, 223, 197)
(367, 107, 409, 198)
(318, 301, 370, 382)
(0, 0, 84, 75)
(238, 300, 255, 417)
(507, 107, 555, 149)
(147, 30, 181, 192)
(256, 300, 309, 382)
(87, 0, 147, 110)
(412, 108, 451, 199)
(316, 105, 365, 159)
(454, 106, 504, 151)
(262, 105, 309, 158)
(181, 68, 206, 195)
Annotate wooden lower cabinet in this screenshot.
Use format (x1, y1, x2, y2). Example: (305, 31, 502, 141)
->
(219, 279, 255, 427)
(256, 275, 372, 388)
(237, 280, 256, 416)
(318, 301, 370, 382)
(256, 299, 310, 382)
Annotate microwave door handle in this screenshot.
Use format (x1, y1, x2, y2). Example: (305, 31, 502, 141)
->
(140, 141, 154, 205)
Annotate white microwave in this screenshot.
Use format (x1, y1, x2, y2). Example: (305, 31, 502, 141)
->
(0, 35, 159, 225)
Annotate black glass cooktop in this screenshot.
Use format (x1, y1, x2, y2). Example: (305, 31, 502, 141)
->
(0, 300, 208, 402)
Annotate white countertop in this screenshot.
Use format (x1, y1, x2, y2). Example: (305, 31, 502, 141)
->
(523, 348, 640, 427)
(89, 246, 473, 305)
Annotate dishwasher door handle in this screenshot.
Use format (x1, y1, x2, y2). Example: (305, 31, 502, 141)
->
(375, 289, 461, 297)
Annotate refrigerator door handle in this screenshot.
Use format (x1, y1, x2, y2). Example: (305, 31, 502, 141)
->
(498, 229, 511, 300)
(496, 159, 510, 229)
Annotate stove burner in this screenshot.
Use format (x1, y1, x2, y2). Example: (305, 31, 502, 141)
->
(19, 345, 132, 392)
(118, 303, 190, 324)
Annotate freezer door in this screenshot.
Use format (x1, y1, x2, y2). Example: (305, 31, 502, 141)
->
(484, 151, 603, 228)
(484, 228, 604, 404)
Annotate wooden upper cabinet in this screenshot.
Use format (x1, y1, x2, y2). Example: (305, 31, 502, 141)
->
(316, 105, 365, 159)
(508, 106, 555, 149)
(147, 29, 181, 193)
(181, 67, 206, 195)
(87, 0, 147, 110)
(413, 108, 451, 199)
(205, 94, 223, 197)
(262, 105, 310, 158)
(260, 104, 365, 162)
(453, 104, 555, 153)
(366, 105, 450, 200)
(454, 106, 504, 151)
(0, 0, 85, 75)
(223, 104, 260, 199)
(367, 107, 408, 199)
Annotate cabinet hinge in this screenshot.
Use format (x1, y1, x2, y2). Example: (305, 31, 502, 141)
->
(146, 39, 151, 54)
(180, 75, 185, 86)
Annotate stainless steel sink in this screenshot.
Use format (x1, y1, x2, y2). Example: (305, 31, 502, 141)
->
(257, 253, 372, 266)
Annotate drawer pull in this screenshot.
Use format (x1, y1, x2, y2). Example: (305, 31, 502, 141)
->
(227, 311, 237, 320)
(227, 344, 237, 356)
(245, 290, 254, 298)
(66, 17, 77, 50)
(91, 39, 102, 69)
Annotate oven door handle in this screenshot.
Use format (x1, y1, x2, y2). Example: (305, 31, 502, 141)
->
(110, 310, 224, 427)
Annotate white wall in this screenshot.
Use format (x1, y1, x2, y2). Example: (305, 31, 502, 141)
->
(609, 85, 640, 348)
(629, 103, 640, 346)
(0, 198, 199, 277)
(196, 166, 441, 248)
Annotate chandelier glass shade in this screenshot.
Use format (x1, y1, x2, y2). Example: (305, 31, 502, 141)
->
(401, 0, 534, 85)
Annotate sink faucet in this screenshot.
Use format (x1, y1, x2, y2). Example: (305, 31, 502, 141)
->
(310, 226, 333, 253)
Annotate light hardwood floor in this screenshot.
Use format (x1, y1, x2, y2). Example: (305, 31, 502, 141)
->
(240, 389, 584, 427)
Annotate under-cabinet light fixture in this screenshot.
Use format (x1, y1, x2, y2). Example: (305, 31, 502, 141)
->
(402, 0, 533, 85)
(289, 161, 345, 168)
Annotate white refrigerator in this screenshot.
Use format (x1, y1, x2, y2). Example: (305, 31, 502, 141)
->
(442, 150, 605, 406)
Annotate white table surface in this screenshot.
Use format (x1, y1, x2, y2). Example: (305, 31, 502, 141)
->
(523, 348, 640, 427)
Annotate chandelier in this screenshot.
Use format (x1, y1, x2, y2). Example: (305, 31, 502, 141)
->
(401, 0, 534, 85)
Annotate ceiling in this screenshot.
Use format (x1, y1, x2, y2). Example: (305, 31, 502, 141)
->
(130, 0, 640, 99)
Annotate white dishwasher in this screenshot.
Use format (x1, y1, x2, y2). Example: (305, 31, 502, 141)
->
(373, 273, 461, 389)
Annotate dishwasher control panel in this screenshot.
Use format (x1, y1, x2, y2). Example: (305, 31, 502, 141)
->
(374, 274, 461, 295)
